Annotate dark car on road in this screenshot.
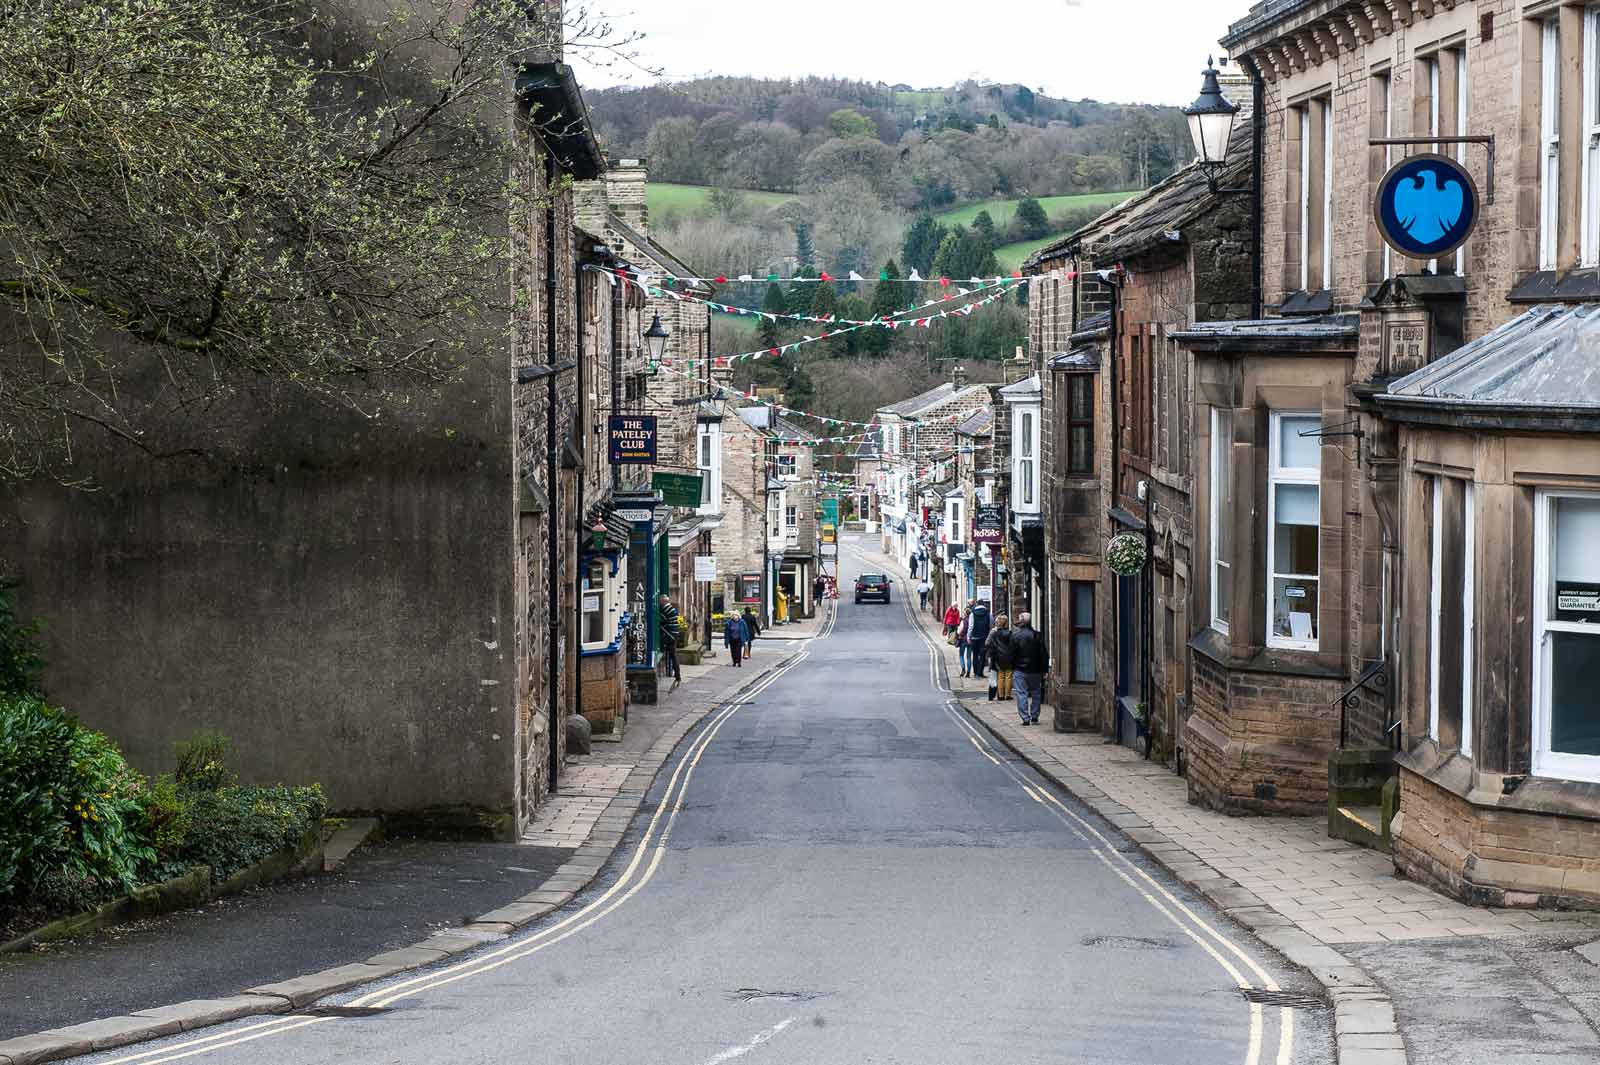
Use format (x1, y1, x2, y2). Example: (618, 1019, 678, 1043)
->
(855, 573, 891, 604)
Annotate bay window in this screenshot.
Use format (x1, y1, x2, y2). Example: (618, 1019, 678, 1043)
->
(1210, 408, 1234, 634)
(1427, 478, 1474, 751)
(1067, 375, 1094, 476)
(697, 423, 722, 514)
(1534, 490, 1600, 782)
(1018, 410, 1037, 508)
(581, 557, 616, 649)
(1267, 413, 1321, 650)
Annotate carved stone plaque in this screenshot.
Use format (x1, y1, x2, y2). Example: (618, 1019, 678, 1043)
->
(1383, 313, 1430, 377)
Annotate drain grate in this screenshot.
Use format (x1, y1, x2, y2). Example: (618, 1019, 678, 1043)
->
(1240, 989, 1328, 1010)
(301, 1005, 393, 1018)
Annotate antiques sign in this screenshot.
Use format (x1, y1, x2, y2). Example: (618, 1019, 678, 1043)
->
(608, 415, 658, 465)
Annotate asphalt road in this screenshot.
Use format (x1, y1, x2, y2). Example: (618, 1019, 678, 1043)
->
(75, 538, 1332, 1065)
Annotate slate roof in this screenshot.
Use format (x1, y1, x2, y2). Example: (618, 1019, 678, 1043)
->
(997, 374, 1041, 403)
(1026, 113, 1252, 270)
(1379, 304, 1600, 428)
(1071, 311, 1110, 343)
(1048, 348, 1101, 371)
(878, 382, 990, 418)
(1170, 313, 1359, 352)
(853, 436, 882, 459)
(956, 409, 994, 436)
(609, 215, 712, 294)
(772, 415, 819, 442)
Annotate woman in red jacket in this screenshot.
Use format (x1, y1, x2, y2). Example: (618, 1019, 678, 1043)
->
(942, 603, 960, 635)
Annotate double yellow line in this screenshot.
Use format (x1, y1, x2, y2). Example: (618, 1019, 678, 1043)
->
(99, 626, 830, 1065)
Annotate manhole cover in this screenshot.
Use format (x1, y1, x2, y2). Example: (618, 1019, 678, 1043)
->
(1240, 989, 1328, 1010)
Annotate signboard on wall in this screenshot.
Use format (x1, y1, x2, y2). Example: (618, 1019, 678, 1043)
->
(652, 471, 704, 508)
(1373, 153, 1480, 259)
(694, 556, 718, 583)
(974, 504, 1005, 545)
(608, 415, 658, 465)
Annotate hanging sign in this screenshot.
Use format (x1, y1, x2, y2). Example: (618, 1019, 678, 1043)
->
(615, 508, 653, 524)
(652, 471, 704, 508)
(1373, 153, 1479, 259)
(694, 556, 718, 583)
(608, 415, 658, 465)
(974, 504, 1005, 545)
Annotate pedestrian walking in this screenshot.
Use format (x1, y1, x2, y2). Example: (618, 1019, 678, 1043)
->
(1010, 611, 1050, 726)
(741, 606, 761, 658)
(956, 603, 973, 677)
(658, 594, 683, 690)
(724, 613, 748, 667)
(942, 603, 960, 636)
(986, 614, 1015, 701)
(967, 599, 992, 680)
(917, 578, 931, 611)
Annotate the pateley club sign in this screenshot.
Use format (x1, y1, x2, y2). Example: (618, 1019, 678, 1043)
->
(608, 415, 658, 465)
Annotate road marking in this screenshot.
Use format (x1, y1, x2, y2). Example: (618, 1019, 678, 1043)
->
(859, 537, 1297, 1065)
(100, 617, 837, 1065)
(696, 1017, 797, 1065)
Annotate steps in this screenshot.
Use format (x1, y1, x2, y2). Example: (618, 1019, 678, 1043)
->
(1332, 805, 1387, 851)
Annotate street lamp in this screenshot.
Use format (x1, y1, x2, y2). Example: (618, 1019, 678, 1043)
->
(643, 314, 670, 368)
(1182, 57, 1239, 168)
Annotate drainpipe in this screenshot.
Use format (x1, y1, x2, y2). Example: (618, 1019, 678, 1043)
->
(1239, 53, 1266, 321)
(545, 155, 560, 795)
(574, 252, 586, 743)
(1105, 275, 1122, 743)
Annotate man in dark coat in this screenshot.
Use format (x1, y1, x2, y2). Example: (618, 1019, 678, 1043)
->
(966, 601, 993, 679)
(741, 606, 761, 658)
(1010, 612, 1051, 725)
(658, 594, 683, 691)
(985, 614, 1015, 701)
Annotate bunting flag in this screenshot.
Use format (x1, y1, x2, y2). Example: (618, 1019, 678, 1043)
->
(591, 265, 1052, 288)
(647, 360, 980, 430)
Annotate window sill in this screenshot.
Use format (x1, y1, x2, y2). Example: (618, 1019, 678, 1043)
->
(1279, 289, 1333, 316)
(1398, 740, 1600, 822)
(1507, 268, 1600, 304)
(1188, 627, 1344, 680)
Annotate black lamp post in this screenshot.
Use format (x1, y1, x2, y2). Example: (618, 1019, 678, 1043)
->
(1183, 58, 1248, 194)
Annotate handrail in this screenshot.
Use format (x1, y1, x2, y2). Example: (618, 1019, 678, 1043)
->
(1335, 657, 1393, 749)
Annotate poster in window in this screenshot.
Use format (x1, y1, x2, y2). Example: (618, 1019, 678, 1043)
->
(738, 573, 762, 604)
(1555, 581, 1600, 622)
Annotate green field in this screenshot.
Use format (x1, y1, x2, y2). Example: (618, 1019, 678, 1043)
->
(647, 183, 800, 218)
(994, 235, 1068, 272)
(934, 190, 1138, 231)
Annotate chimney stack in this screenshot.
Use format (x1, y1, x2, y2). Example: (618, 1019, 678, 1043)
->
(952, 364, 969, 390)
(606, 158, 650, 238)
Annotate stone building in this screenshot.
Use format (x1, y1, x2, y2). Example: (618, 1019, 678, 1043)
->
(2, 54, 608, 836)
(1176, 0, 1600, 904)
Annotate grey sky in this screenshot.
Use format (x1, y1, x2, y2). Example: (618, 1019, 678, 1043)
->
(569, 1, 1241, 108)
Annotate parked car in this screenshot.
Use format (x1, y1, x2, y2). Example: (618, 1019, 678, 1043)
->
(855, 573, 891, 604)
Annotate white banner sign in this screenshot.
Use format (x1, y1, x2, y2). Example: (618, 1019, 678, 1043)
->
(694, 556, 718, 582)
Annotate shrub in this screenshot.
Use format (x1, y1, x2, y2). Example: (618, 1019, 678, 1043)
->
(179, 785, 326, 883)
(0, 695, 154, 906)
(174, 732, 234, 792)
(0, 579, 43, 698)
(139, 775, 195, 863)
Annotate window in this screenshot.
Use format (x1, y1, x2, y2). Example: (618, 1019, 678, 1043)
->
(1426, 478, 1478, 752)
(768, 492, 782, 539)
(1534, 491, 1600, 782)
(582, 557, 614, 648)
(1210, 408, 1234, 634)
(1067, 375, 1094, 475)
(1585, 11, 1600, 264)
(1018, 410, 1036, 508)
(1543, 18, 1563, 270)
(785, 503, 797, 528)
(1069, 581, 1096, 684)
(947, 498, 964, 544)
(1422, 49, 1468, 272)
(1294, 97, 1333, 291)
(1462, 481, 1476, 756)
(776, 452, 798, 479)
(697, 423, 721, 514)
(1373, 71, 1394, 279)
(1267, 413, 1321, 650)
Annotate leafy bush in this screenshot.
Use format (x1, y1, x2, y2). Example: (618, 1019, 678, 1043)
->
(0, 695, 154, 906)
(139, 775, 195, 863)
(179, 785, 326, 883)
(174, 732, 234, 792)
(0, 579, 44, 698)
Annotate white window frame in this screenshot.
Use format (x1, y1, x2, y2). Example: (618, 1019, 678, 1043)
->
(1543, 18, 1563, 271)
(1015, 407, 1038, 512)
(785, 503, 798, 528)
(1462, 480, 1475, 756)
(1380, 70, 1394, 279)
(1532, 488, 1600, 783)
(776, 451, 798, 480)
(580, 556, 618, 651)
(697, 423, 722, 515)
(947, 497, 965, 545)
(1585, 9, 1600, 266)
(1453, 47, 1468, 275)
(1299, 105, 1311, 290)
(1266, 411, 1321, 652)
(1321, 96, 1333, 287)
(1426, 56, 1441, 273)
(1428, 477, 1445, 741)
(1210, 407, 1233, 635)
(768, 491, 783, 540)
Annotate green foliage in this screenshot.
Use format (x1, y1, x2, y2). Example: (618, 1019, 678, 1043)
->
(178, 785, 326, 884)
(139, 776, 195, 863)
(758, 283, 788, 350)
(174, 732, 235, 792)
(826, 108, 877, 139)
(0, 580, 44, 698)
(794, 222, 817, 274)
(971, 210, 998, 251)
(901, 216, 949, 276)
(0, 696, 154, 905)
(1012, 197, 1051, 241)
(930, 226, 999, 281)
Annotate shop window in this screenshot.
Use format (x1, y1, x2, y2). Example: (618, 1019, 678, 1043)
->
(1069, 581, 1096, 684)
(582, 557, 614, 649)
(1267, 413, 1321, 650)
(1534, 491, 1600, 781)
(1210, 407, 1234, 634)
(1428, 478, 1476, 753)
(1067, 375, 1094, 476)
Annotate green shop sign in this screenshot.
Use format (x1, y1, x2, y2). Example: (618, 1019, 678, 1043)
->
(652, 471, 705, 508)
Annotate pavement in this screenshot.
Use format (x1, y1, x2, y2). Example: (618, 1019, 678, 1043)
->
(862, 542, 1600, 1064)
(46, 538, 1333, 1065)
(0, 614, 826, 1059)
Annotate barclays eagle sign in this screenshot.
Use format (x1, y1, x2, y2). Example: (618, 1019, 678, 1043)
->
(1374, 153, 1479, 260)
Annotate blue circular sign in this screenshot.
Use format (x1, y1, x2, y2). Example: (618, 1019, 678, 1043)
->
(1373, 153, 1479, 259)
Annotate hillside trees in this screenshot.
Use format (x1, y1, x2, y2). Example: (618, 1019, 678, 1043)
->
(901, 216, 949, 276)
(644, 116, 704, 183)
(827, 108, 877, 139)
(930, 226, 999, 281)
(1012, 197, 1051, 241)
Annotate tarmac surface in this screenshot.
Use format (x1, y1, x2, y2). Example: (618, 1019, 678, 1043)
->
(63, 542, 1333, 1065)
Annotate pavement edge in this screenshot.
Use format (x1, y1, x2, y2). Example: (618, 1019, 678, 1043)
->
(0, 608, 831, 1065)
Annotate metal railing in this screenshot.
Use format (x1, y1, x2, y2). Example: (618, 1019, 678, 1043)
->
(1335, 657, 1396, 750)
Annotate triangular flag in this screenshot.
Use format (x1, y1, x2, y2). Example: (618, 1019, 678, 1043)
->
(848, 271, 865, 282)
(908, 269, 923, 282)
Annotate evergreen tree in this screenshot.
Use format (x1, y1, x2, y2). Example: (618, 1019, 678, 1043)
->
(930, 225, 996, 280)
(971, 209, 998, 252)
(901, 215, 948, 276)
(808, 282, 843, 358)
(838, 294, 871, 357)
(759, 282, 788, 349)
(793, 222, 816, 274)
(861, 260, 903, 357)
(1013, 197, 1050, 241)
